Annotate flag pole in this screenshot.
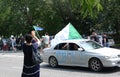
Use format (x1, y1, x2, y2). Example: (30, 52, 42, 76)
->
(33, 25, 44, 39)
(35, 30, 41, 39)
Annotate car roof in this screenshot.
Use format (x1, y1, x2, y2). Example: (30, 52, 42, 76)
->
(50, 39, 91, 47)
(57, 39, 90, 44)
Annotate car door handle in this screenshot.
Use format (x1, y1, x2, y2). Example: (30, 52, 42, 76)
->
(53, 52, 56, 54)
(68, 53, 71, 55)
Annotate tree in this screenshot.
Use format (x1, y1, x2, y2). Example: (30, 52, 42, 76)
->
(0, 0, 103, 37)
(0, 0, 46, 36)
(99, 0, 120, 43)
(40, 0, 103, 34)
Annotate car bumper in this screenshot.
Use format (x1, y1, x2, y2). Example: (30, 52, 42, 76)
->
(102, 59, 120, 67)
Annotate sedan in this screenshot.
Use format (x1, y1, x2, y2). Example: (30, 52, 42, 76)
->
(42, 39, 120, 71)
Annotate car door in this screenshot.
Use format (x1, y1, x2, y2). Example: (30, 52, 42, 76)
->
(66, 43, 83, 65)
(54, 43, 68, 65)
(59, 43, 77, 65)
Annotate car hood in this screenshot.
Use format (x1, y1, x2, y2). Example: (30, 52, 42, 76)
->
(87, 47, 120, 56)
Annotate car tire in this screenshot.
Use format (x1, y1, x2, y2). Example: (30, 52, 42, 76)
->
(49, 56, 58, 68)
(89, 58, 103, 72)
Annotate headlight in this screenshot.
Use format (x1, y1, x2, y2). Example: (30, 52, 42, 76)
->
(104, 56, 118, 59)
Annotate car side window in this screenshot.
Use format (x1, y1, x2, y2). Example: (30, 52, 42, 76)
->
(54, 43, 80, 50)
(61, 43, 69, 50)
(69, 43, 79, 50)
(54, 43, 68, 50)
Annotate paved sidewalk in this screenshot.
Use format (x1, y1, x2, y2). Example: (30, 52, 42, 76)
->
(0, 50, 22, 53)
(0, 52, 23, 77)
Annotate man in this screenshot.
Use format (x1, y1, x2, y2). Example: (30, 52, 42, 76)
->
(30, 30, 41, 49)
(43, 32, 50, 48)
(90, 32, 100, 44)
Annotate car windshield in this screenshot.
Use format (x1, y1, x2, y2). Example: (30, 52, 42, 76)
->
(79, 41, 103, 50)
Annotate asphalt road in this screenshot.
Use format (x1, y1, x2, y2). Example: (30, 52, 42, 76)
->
(0, 51, 120, 77)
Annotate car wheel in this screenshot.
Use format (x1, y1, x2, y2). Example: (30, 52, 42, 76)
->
(89, 58, 103, 72)
(49, 56, 58, 67)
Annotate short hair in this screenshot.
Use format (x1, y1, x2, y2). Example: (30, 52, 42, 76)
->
(25, 34, 32, 43)
(28, 30, 35, 34)
(45, 32, 48, 35)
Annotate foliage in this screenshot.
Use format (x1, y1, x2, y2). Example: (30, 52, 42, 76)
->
(98, 0, 120, 34)
(96, 0, 120, 43)
(110, 44, 120, 49)
(0, 0, 104, 38)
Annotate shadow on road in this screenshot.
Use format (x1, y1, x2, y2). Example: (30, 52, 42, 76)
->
(40, 63, 120, 74)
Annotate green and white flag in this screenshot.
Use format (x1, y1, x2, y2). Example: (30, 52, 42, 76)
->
(68, 23, 83, 39)
(55, 23, 83, 40)
(51, 23, 83, 46)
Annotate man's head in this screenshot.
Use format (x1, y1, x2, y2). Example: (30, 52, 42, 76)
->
(25, 34, 32, 43)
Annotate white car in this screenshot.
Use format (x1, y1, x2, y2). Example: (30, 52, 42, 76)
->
(42, 39, 120, 71)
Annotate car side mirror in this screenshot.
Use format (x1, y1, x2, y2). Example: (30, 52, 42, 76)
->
(78, 48, 84, 51)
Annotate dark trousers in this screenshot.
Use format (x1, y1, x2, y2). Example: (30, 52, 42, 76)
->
(21, 71, 39, 77)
